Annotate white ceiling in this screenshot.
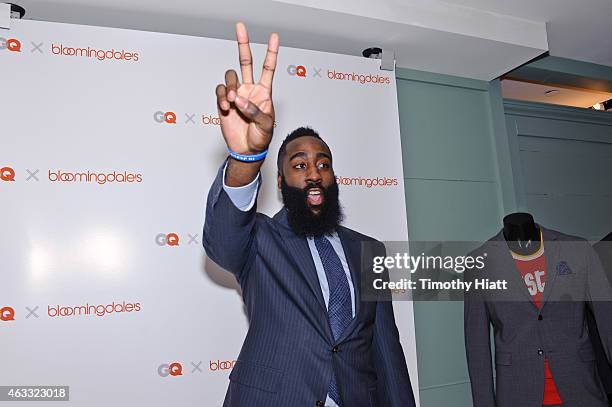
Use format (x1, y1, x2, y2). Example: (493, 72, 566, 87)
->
(444, 0, 612, 67)
(4, 0, 610, 80)
(502, 79, 612, 108)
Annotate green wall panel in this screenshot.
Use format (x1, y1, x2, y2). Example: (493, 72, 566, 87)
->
(396, 68, 508, 407)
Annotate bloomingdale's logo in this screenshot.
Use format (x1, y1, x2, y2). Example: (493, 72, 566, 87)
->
(48, 169, 143, 184)
(51, 43, 140, 62)
(48, 301, 141, 318)
(336, 175, 399, 188)
(286, 64, 390, 85)
(1, 167, 142, 184)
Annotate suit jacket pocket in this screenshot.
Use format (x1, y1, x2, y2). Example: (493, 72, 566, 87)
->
(495, 351, 512, 366)
(229, 360, 282, 393)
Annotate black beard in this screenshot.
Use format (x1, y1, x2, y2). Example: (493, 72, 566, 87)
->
(280, 177, 343, 237)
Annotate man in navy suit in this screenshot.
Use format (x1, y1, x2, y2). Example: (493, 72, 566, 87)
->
(203, 22, 416, 407)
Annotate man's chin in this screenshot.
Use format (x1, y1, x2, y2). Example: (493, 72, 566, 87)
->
(307, 205, 324, 216)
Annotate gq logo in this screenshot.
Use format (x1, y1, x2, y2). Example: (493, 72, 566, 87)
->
(155, 233, 180, 246)
(287, 65, 307, 77)
(153, 111, 177, 124)
(0, 306, 16, 321)
(0, 38, 22, 52)
(0, 167, 16, 181)
(157, 362, 183, 377)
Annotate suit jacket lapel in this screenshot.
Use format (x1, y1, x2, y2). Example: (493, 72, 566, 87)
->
(272, 208, 329, 315)
(272, 208, 365, 344)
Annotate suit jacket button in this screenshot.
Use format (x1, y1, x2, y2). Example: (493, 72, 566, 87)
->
(332, 346, 339, 353)
(538, 349, 544, 355)
(316, 400, 325, 406)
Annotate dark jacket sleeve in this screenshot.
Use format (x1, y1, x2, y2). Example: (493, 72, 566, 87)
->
(464, 251, 496, 407)
(585, 241, 612, 364)
(371, 242, 417, 407)
(202, 159, 259, 284)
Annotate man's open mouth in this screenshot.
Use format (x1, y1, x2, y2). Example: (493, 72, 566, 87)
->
(306, 188, 324, 206)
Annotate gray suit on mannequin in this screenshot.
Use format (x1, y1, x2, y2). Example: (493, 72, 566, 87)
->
(465, 226, 612, 407)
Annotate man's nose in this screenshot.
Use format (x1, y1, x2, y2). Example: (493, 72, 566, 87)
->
(306, 165, 322, 183)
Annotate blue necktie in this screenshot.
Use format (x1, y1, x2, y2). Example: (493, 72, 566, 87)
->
(314, 235, 353, 407)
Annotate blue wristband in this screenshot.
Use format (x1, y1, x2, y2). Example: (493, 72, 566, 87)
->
(228, 148, 268, 162)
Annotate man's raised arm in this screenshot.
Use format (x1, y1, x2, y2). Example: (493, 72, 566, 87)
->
(202, 23, 279, 281)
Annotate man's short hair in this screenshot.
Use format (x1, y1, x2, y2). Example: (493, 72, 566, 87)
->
(277, 127, 329, 173)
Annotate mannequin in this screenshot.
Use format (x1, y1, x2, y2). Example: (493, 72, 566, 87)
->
(503, 212, 541, 256)
(465, 217, 612, 407)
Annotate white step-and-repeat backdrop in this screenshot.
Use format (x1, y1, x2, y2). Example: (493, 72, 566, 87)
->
(0, 19, 419, 406)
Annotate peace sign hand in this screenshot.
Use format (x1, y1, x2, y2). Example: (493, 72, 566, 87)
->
(216, 22, 279, 155)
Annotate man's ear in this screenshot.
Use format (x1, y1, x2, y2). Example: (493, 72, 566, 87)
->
(277, 172, 282, 189)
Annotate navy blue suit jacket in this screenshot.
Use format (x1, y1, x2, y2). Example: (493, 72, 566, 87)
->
(203, 163, 416, 407)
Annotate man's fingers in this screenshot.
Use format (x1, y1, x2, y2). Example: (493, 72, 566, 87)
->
(216, 84, 229, 112)
(234, 95, 274, 134)
(259, 32, 279, 89)
(225, 70, 239, 102)
(236, 22, 254, 84)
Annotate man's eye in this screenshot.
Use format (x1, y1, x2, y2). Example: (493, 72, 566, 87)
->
(294, 163, 306, 169)
(318, 162, 330, 169)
